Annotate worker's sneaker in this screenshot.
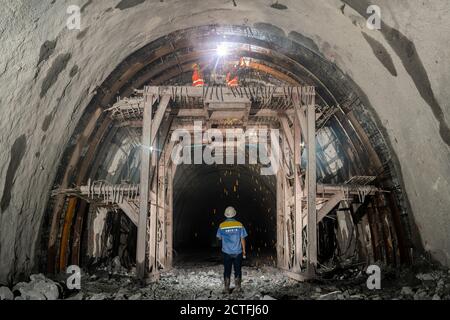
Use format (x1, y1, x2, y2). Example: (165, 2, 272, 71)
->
(234, 277, 242, 293)
(223, 278, 231, 294)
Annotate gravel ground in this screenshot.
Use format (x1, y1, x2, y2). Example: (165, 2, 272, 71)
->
(3, 255, 450, 301)
(72, 260, 450, 301)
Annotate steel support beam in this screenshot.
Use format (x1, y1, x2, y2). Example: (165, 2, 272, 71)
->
(306, 91, 317, 277)
(118, 201, 139, 226)
(151, 95, 171, 145)
(276, 164, 284, 268)
(279, 116, 294, 155)
(317, 191, 345, 223)
(293, 112, 303, 272)
(295, 107, 308, 144)
(166, 165, 174, 269)
(137, 90, 154, 280)
(301, 191, 345, 227)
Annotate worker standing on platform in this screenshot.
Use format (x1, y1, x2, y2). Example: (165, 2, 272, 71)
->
(216, 206, 248, 294)
(226, 58, 246, 87)
(192, 63, 205, 87)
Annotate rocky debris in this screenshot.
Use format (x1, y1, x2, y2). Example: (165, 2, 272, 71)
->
(413, 289, 429, 300)
(12, 274, 60, 300)
(73, 261, 450, 301)
(401, 286, 414, 297)
(110, 256, 123, 274)
(416, 272, 439, 281)
(0, 286, 14, 300)
(79, 264, 294, 301)
(128, 293, 142, 300)
(66, 292, 84, 300)
(318, 291, 342, 300)
(3, 259, 450, 301)
(90, 293, 108, 300)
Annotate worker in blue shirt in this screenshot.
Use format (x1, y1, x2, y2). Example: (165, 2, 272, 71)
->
(216, 206, 248, 294)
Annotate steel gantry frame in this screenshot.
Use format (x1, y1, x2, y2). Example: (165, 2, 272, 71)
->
(54, 86, 385, 282)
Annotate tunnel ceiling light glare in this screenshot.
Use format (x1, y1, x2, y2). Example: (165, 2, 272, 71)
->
(216, 43, 230, 57)
(140, 144, 155, 152)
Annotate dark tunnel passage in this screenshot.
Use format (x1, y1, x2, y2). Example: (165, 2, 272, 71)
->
(173, 164, 277, 264)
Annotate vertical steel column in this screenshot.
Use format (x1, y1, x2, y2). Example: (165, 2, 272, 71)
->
(148, 160, 158, 276)
(306, 89, 317, 277)
(282, 135, 293, 269)
(294, 113, 303, 272)
(137, 90, 154, 280)
(276, 133, 285, 268)
(157, 160, 167, 268)
(166, 164, 174, 269)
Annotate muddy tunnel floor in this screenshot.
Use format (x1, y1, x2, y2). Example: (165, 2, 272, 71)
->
(58, 257, 450, 301)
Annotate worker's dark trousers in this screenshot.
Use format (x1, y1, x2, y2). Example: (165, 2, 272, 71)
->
(223, 253, 243, 279)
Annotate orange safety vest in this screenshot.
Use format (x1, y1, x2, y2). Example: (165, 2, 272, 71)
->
(226, 72, 239, 87)
(192, 69, 205, 87)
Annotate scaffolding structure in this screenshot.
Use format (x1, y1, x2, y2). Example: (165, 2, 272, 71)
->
(55, 86, 384, 282)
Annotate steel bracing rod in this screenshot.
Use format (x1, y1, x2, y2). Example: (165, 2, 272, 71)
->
(306, 87, 317, 277)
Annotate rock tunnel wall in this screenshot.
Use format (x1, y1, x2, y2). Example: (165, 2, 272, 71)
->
(0, 0, 449, 284)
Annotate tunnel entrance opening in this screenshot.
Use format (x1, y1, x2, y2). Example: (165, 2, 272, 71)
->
(173, 164, 277, 266)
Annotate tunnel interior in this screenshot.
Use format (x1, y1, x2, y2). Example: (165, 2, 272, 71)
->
(35, 24, 413, 278)
(2, 1, 450, 302)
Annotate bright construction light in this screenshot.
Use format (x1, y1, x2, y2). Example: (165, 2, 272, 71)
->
(139, 144, 157, 153)
(216, 43, 229, 57)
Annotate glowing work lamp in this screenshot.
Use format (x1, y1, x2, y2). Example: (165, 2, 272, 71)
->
(216, 43, 229, 57)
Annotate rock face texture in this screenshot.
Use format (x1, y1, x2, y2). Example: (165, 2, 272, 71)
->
(0, 0, 449, 284)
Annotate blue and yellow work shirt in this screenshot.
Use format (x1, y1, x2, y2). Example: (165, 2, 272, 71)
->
(216, 219, 248, 255)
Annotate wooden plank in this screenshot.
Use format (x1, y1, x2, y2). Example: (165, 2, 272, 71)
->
(137, 92, 154, 279)
(306, 94, 317, 277)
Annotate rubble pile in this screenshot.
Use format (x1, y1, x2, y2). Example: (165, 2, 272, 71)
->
(2, 259, 450, 301)
(0, 274, 61, 300)
(76, 265, 292, 300)
(69, 264, 450, 301)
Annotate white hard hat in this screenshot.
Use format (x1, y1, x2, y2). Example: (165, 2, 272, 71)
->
(224, 206, 237, 219)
